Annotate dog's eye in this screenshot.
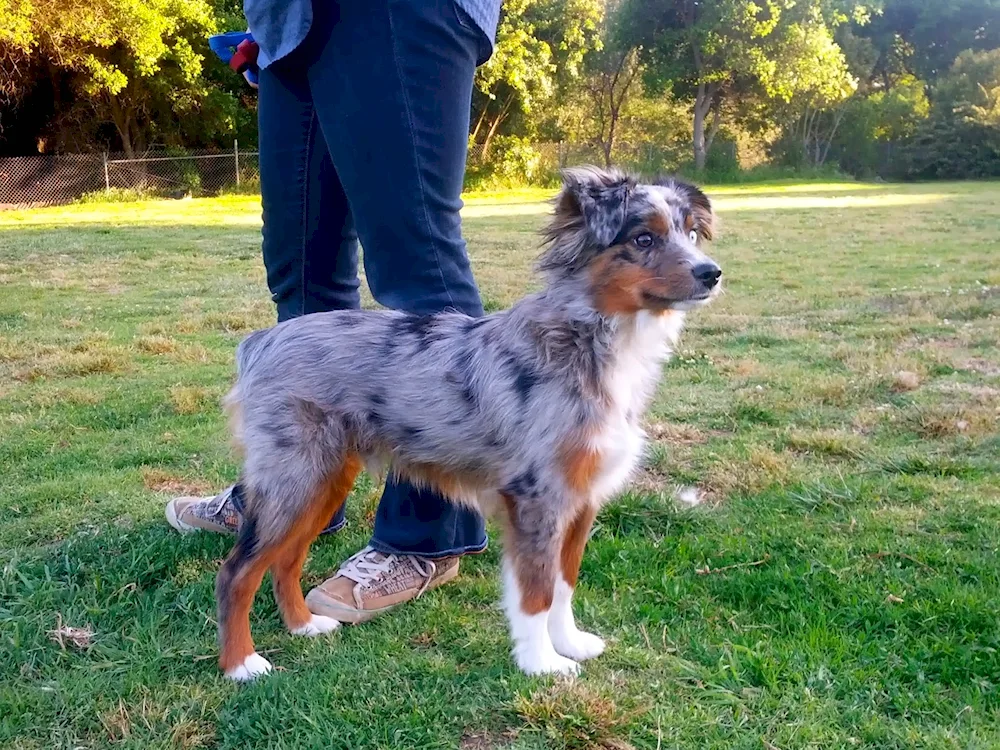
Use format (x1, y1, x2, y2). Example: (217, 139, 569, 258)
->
(688, 230, 699, 243)
(634, 233, 654, 248)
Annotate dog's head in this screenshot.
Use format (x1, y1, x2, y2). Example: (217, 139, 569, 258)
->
(540, 166, 722, 315)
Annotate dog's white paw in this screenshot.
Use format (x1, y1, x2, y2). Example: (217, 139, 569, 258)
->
(551, 630, 605, 662)
(291, 615, 341, 637)
(514, 645, 581, 676)
(225, 652, 273, 681)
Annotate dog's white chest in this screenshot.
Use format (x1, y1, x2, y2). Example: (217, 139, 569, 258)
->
(589, 311, 684, 503)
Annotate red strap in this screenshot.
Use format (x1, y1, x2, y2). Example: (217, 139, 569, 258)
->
(229, 39, 260, 73)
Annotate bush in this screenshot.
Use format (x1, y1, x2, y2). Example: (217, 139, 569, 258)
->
(465, 136, 551, 190)
(895, 115, 1000, 180)
(76, 187, 152, 204)
(161, 146, 203, 195)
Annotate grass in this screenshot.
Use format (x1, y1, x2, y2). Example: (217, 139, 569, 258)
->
(1, 180, 999, 749)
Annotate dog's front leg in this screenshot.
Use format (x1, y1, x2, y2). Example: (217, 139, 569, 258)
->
(501, 497, 580, 675)
(502, 555, 580, 675)
(548, 503, 605, 661)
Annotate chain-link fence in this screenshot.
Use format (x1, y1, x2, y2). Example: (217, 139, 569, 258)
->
(0, 143, 260, 208)
(1, 139, 696, 208)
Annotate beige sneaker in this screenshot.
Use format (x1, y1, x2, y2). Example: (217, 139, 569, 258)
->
(164, 487, 243, 534)
(305, 546, 460, 624)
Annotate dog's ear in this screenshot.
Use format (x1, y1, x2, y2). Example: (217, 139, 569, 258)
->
(558, 166, 633, 247)
(540, 167, 634, 276)
(673, 179, 715, 241)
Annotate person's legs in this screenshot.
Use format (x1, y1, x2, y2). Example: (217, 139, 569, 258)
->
(301, 0, 488, 558)
(257, 61, 361, 322)
(166, 55, 361, 537)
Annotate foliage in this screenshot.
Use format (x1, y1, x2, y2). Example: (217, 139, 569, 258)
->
(0, 0, 238, 155)
(2, 0, 1000, 184)
(860, 0, 1000, 83)
(471, 0, 603, 158)
(466, 135, 547, 190)
(896, 114, 1000, 179)
(76, 187, 153, 204)
(621, 0, 866, 170)
(890, 49, 1000, 180)
(936, 48, 1000, 128)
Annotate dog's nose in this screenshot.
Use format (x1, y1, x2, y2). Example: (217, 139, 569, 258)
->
(692, 262, 722, 288)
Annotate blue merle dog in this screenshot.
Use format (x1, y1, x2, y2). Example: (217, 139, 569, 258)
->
(216, 166, 723, 680)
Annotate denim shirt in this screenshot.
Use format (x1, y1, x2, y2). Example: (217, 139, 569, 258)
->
(245, 0, 502, 69)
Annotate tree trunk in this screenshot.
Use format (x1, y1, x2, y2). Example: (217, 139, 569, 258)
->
(705, 101, 723, 157)
(818, 107, 847, 167)
(693, 92, 707, 172)
(480, 94, 513, 160)
(470, 104, 489, 146)
(693, 83, 715, 172)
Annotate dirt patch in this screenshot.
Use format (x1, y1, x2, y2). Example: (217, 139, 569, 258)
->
(646, 421, 709, 445)
(141, 467, 213, 496)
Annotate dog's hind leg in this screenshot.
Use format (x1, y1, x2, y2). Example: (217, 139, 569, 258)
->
(271, 454, 363, 636)
(500, 494, 580, 676)
(215, 508, 282, 681)
(548, 503, 605, 661)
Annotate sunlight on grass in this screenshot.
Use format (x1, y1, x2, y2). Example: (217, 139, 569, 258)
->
(0, 180, 969, 226)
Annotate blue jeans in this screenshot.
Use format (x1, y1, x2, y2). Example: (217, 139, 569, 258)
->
(251, 0, 489, 558)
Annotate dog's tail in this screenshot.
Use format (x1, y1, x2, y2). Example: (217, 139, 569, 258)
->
(234, 328, 271, 378)
(225, 328, 271, 457)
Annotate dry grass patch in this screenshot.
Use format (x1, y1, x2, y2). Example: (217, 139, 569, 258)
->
(12, 337, 130, 381)
(646, 420, 709, 445)
(891, 370, 921, 392)
(905, 403, 998, 439)
(704, 446, 793, 498)
(141, 467, 213, 496)
(135, 334, 179, 355)
(30, 386, 104, 407)
(514, 680, 639, 750)
(173, 342, 213, 364)
(717, 357, 763, 379)
(167, 384, 213, 415)
(785, 429, 866, 458)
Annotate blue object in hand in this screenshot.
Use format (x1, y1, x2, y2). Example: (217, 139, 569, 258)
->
(209, 32, 260, 87)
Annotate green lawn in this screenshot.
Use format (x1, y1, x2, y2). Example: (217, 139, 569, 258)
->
(1, 181, 998, 749)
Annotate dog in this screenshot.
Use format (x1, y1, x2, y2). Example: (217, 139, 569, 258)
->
(215, 166, 722, 680)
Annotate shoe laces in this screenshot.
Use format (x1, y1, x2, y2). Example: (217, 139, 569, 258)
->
(336, 546, 437, 602)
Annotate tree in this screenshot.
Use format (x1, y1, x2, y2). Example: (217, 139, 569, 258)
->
(0, 0, 239, 155)
(620, 0, 866, 171)
(560, 2, 646, 168)
(860, 0, 1000, 85)
(936, 48, 1000, 127)
(471, 0, 603, 158)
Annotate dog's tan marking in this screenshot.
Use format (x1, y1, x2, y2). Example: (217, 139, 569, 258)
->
(589, 254, 654, 316)
(218, 546, 277, 675)
(500, 492, 555, 616)
(399, 463, 489, 508)
(560, 504, 597, 587)
(271, 454, 363, 630)
(217, 454, 362, 674)
(559, 437, 602, 496)
(646, 209, 671, 238)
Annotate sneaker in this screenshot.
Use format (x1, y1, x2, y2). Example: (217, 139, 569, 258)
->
(165, 486, 243, 535)
(305, 546, 459, 624)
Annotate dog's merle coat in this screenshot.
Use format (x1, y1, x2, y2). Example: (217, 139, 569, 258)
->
(216, 167, 722, 679)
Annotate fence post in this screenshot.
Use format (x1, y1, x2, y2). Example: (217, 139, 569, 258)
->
(234, 140, 240, 187)
(103, 152, 110, 192)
